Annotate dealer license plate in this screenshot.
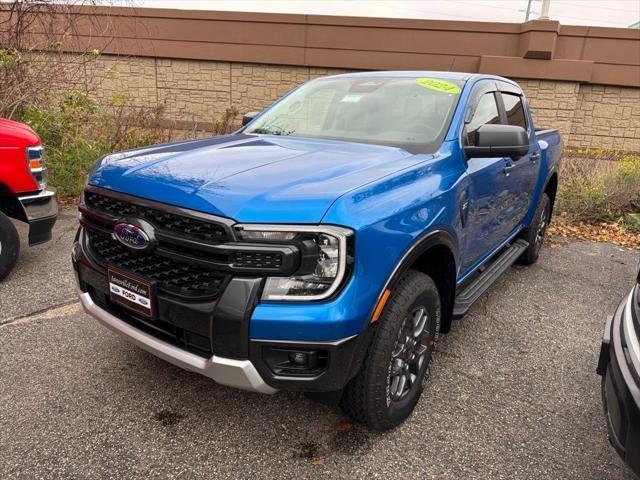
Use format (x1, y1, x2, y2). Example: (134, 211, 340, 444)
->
(107, 268, 155, 319)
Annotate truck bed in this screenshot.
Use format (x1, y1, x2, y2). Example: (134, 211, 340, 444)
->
(535, 127, 560, 137)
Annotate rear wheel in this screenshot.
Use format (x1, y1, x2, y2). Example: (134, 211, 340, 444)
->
(341, 270, 441, 431)
(0, 212, 20, 280)
(517, 192, 551, 266)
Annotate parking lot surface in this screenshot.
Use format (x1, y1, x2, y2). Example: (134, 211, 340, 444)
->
(1, 209, 637, 479)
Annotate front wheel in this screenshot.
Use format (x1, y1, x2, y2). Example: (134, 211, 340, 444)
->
(341, 270, 441, 431)
(0, 212, 20, 280)
(517, 192, 551, 266)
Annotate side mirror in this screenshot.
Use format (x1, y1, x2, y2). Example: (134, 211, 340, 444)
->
(464, 124, 529, 160)
(242, 111, 260, 126)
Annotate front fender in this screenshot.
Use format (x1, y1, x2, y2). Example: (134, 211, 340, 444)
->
(250, 149, 466, 342)
(323, 152, 464, 322)
(376, 228, 459, 295)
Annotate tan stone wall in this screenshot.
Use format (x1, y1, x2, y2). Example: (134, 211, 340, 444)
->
(83, 55, 639, 151)
(516, 79, 580, 144)
(81, 56, 347, 127)
(83, 56, 158, 109)
(156, 59, 231, 123)
(570, 85, 640, 151)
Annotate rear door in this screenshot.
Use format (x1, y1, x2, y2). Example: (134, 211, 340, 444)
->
(496, 84, 541, 234)
(461, 84, 511, 271)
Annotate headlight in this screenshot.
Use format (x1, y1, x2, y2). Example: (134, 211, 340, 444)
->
(235, 224, 353, 301)
(26, 146, 47, 189)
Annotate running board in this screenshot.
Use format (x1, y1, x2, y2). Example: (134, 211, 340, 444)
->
(452, 239, 529, 319)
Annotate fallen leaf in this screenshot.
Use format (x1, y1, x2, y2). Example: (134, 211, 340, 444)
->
(548, 219, 640, 250)
(339, 419, 353, 433)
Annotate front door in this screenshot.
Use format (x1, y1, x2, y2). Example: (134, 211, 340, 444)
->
(461, 90, 512, 271)
(497, 90, 541, 235)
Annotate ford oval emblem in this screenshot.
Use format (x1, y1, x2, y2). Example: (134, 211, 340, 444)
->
(113, 223, 150, 250)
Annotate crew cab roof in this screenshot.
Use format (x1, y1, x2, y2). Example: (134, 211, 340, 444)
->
(322, 71, 521, 89)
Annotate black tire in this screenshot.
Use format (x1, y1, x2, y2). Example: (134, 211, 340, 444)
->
(517, 192, 551, 266)
(601, 375, 608, 415)
(0, 212, 20, 281)
(341, 270, 441, 431)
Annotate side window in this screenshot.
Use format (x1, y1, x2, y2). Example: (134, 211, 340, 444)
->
(465, 93, 500, 146)
(501, 93, 527, 130)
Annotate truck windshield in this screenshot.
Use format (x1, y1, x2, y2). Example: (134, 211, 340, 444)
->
(243, 76, 463, 154)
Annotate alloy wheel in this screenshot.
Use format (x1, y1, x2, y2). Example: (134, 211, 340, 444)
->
(535, 202, 550, 252)
(388, 305, 433, 402)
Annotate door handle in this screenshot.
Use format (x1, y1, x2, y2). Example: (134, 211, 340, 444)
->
(530, 152, 541, 163)
(503, 164, 516, 175)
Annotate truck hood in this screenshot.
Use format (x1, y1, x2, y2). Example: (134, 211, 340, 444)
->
(89, 134, 420, 223)
(0, 118, 40, 146)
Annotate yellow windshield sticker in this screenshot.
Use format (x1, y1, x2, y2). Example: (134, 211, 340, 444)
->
(416, 78, 461, 94)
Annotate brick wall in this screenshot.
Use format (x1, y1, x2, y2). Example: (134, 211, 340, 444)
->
(83, 55, 639, 151)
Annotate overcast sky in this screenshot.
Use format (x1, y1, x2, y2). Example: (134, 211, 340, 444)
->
(117, 0, 640, 28)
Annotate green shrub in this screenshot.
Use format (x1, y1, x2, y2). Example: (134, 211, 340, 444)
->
(18, 90, 175, 198)
(556, 154, 640, 225)
(616, 155, 640, 184)
(626, 213, 640, 232)
(20, 91, 109, 198)
(16, 87, 244, 198)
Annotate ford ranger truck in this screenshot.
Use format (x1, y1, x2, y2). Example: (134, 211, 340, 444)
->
(0, 118, 58, 279)
(73, 72, 562, 430)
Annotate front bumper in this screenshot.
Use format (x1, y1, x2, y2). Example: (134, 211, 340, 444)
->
(17, 188, 58, 246)
(73, 230, 370, 394)
(77, 287, 277, 394)
(598, 287, 640, 476)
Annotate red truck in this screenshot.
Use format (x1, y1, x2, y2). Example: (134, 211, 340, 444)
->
(0, 118, 58, 279)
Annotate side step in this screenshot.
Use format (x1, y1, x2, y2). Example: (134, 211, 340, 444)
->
(452, 239, 529, 319)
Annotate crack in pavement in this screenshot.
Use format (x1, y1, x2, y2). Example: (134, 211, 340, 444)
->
(0, 299, 81, 327)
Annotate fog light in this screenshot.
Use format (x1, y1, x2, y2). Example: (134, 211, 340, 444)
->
(289, 351, 308, 366)
(263, 347, 326, 376)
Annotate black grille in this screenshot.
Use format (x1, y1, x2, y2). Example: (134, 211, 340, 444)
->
(87, 232, 228, 299)
(232, 251, 283, 269)
(85, 191, 230, 243)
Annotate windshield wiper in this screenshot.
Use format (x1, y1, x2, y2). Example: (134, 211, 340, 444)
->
(250, 126, 295, 136)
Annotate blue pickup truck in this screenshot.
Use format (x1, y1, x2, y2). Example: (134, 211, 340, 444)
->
(73, 71, 562, 430)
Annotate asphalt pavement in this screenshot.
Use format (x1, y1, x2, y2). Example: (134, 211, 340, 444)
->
(0, 208, 78, 320)
(0, 208, 637, 479)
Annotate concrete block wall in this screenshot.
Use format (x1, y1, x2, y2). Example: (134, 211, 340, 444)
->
(516, 79, 580, 145)
(570, 85, 640, 151)
(82, 55, 639, 151)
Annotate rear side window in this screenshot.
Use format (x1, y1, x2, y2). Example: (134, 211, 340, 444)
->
(465, 92, 500, 146)
(501, 93, 527, 130)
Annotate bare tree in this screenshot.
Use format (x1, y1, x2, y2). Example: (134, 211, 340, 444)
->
(0, 1, 114, 118)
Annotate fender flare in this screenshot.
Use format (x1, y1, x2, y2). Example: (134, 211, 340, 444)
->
(542, 166, 559, 210)
(543, 166, 559, 191)
(370, 228, 459, 323)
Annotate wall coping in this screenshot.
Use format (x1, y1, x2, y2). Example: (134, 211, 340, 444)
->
(3, 5, 639, 87)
